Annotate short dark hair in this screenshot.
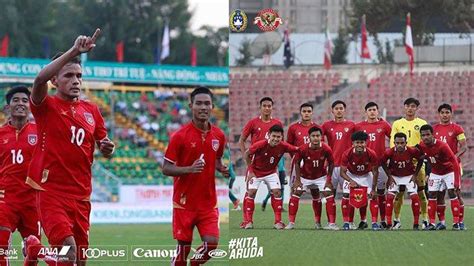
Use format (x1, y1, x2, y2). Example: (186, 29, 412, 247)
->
(351, 131, 368, 141)
(300, 102, 313, 111)
(420, 124, 433, 133)
(394, 132, 407, 141)
(438, 103, 452, 113)
(331, 100, 346, 109)
(260, 97, 274, 106)
(6, 85, 31, 104)
(308, 126, 322, 135)
(365, 102, 378, 111)
(52, 52, 81, 65)
(190, 86, 213, 103)
(269, 124, 284, 134)
(404, 97, 420, 106)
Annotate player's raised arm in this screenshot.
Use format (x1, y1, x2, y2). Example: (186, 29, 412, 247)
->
(32, 29, 101, 105)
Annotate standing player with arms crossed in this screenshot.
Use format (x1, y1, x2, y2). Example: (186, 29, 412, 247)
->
(322, 100, 356, 229)
(163, 87, 229, 265)
(241, 125, 298, 230)
(418, 125, 462, 230)
(239, 97, 283, 225)
(433, 103, 467, 230)
(340, 131, 380, 230)
(286, 126, 338, 230)
(390, 98, 428, 229)
(25, 29, 115, 266)
(381, 133, 424, 230)
(0, 86, 41, 266)
(355, 102, 391, 229)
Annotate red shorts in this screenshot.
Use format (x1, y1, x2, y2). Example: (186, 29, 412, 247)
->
(173, 208, 219, 242)
(36, 191, 90, 260)
(0, 193, 40, 238)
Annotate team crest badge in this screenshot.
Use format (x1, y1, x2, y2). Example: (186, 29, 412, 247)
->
(448, 132, 453, 136)
(344, 127, 349, 132)
(254, 9, 283, 32)
(414, 125, 420, 130)
(230, 9, 248, 32)
(28, 134, 37, 145)
(377, 128, 382, 133)
(349, 187, 368, 208)
(84, 112, 95, 125)
(212, 139, 220, 151)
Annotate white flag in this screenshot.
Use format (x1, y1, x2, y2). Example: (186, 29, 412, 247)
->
(160, 22, 170, 60)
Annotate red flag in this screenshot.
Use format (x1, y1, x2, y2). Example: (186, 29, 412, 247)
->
(190, 43, 197, 66)
(361, 15, 371, 59)
(0, 35, 9, 57)
(116, 41, 124, 62)
(324, 26, 333, 70)
(349, 186, 368, 208)
(405, 13, 414, 74)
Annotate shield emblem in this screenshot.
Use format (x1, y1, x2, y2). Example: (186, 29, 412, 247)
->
(84, 112, 95, 126)
(377, 128, 382, 133)
(349, 187, 368, 208)
(344, 127, 349, 132)
(28, 134, 37, 145)
(212, 139, 219, 151)
(448, 132, 453, 136)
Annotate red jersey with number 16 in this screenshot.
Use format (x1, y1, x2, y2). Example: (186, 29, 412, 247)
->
(0, 122, 37, 201)
(433, 122, 465, 158)
(164, 122, 226, 211)
(249, 140, 298, 177)
(27, 95, 108, 201)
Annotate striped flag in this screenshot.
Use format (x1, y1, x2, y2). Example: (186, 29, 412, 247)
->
(160, 22, 170, 60)
(323, 26, 333, 70)
(405, 13, 414, 74)
(361, 15, 371, 59)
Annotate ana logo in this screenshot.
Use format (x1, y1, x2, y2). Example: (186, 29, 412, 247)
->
(84, 112, 95, 126)
(254, 9, 283, 32)
(230, 9, 248, 32)
(209, 249, 227, 259)
(28, 134, 37, 145)
(212, 139, 220, 151)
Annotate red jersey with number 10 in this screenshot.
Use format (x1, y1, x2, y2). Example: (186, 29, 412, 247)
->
(322, 120, 355, 166)
(0, 122, 37, 201)
(418, 140, 458, 176)
(249, 140, 298, 177)
(164, 122, 226, 211)
(27, 95, 108, 201)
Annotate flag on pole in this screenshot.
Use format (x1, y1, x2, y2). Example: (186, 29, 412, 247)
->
(361, 15, 371, 59)
(323, 25, 333, 70)
(160, 22, 170, 60)
(283, 27, 293, 68)
(116, 41, 124, 62)
(0, 35, 9, 57)
(190, 43, 197, 66)
(405, 13, 414, 74)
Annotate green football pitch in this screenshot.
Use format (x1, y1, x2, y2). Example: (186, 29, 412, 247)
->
(229, 202, 474, 265)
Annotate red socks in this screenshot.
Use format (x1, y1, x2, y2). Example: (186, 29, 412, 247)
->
(428, 199, 437, 224)
(410, 193, 421, 225)
(243, 197, 255, 223)
(325, 195, 336, 224)
(437, 204, 446, 222)
(341, 197, 350, 222)
(378, 194, 386, 221)
(271, 197, 283, 223)
(369, 200, 379, 223)
(312, 198, 322, 223)
(385, 193, 395, 225)
(450, 198, 461, 224)
(288, 195, 300, 223)
(190, 242, 218, 266)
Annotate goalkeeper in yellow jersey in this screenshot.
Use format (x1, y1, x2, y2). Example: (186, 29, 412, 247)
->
(389, 98, 428, 229)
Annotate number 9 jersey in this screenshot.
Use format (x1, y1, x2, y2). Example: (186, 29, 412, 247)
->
(26, 95, 108, 200)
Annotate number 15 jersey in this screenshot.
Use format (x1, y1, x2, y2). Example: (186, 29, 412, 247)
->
(27, 95, 107, 201)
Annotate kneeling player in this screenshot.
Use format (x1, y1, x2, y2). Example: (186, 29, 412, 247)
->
(340, 131, 380, 230)
(242, 125, 298, 230)
(418, 125, 462, 230)
(381, 133, 424, 230)
(286, 126, 338, 230)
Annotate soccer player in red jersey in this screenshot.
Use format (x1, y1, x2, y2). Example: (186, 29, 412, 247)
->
(0, 86, 41, 266)
(163, 87, 229, 266)
(242, 125, 298, 230)
(354, 102, 391, 228)
(287, 103, 319, 188)
(322, 100, 356, 228)
(25, 29, 115, 266)
(381, 133, 424, 230)
(285, 126, 338, 230)
(239, 97, 283, 219)
(340, 131, 380, 230)
(418, 124, 462, 230)
(433, 103, 467, 230)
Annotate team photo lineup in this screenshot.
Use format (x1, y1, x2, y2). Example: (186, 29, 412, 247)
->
(234, 95, 467, 231)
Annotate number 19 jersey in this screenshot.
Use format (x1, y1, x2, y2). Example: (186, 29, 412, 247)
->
(27, 95, 108, 200)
